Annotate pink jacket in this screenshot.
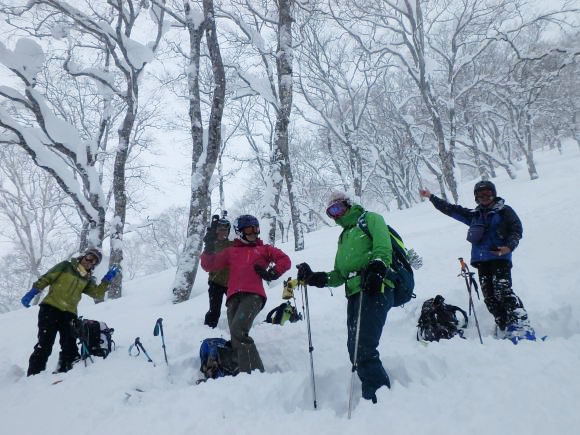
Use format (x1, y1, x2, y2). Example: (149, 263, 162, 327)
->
(200, 238, 291, 301)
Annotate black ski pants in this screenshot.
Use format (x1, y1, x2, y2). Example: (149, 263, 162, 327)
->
(27, 304, 79, 376)
(477, 260, 528, 331)
(347, 290, 392, 402)
(204, 282, 227, 328)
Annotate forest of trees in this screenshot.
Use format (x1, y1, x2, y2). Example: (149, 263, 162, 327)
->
(0, 0, 578, 310)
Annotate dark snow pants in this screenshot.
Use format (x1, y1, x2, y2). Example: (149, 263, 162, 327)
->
(347, 290, 393, 402)
(204, 282, 227, 328)
(477, 260, 529, 331)
(227, 293, 265, 374)
(27, 304, 79, 376)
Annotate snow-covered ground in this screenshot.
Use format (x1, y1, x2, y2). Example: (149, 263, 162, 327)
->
(1, 144, 579, 435)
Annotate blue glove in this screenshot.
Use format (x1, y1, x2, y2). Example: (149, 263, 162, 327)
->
(102, 265, 121, 283)
(21, 288, 39, 308)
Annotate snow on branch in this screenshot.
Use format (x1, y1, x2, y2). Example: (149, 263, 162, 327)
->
(0, 39, 45, 85)
(63, 55, 123, 98)
(0, 37, 104, 225)
(0, 107, 100, 223)
(0, 85, 30, 107)
(28, 0, 165, 74)
(234, 71, 279, 110)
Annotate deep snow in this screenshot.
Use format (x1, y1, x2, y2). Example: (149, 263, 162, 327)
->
(1, 144, 579, 435)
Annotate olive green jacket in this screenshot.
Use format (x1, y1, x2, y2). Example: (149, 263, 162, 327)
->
(208, 239, 232, 287)
(33, 259, 110, 314)
(326, 204, 394, 297)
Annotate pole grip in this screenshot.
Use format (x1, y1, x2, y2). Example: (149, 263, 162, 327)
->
(458, 257, 467, 272)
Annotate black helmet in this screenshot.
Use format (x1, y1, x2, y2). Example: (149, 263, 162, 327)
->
(473, 180, 496, 197)
(216, 217, 231, 235)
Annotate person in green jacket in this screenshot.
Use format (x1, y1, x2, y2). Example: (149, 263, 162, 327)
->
(297, 191, 393, 404)
(21, 248, 119, 376)
(203, 215, 233, 328)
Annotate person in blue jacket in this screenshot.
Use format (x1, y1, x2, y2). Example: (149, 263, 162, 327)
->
(420, 181, 535, 342)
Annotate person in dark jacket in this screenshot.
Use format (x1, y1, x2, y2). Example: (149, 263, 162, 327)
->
(203, 215, 233, 328)
(419, 180, 535, 342)
(201, 215, 291, 374)
(21, 248, 120, 376)
(297, 191, 393, 404)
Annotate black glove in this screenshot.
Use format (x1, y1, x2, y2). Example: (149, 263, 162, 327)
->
(254, 265, 280, 282)
(296, 263, 313, 282)
(209, 214, 220, 231)
(203, 230, 217, 252)
(361, 259, 387, 293)
(307, 272, 328, 288)
(296, 263, 328, 288)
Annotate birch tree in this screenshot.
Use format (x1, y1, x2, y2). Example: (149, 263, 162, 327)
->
(0, 38, 107, 247)
(296, 12, 384, 200)
(151, 0, 225, 302)
(14, 0, 167, 298)
(219, 0, 304, 249)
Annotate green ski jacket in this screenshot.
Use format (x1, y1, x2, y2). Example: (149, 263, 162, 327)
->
(326, 204, 393, 297)
(33, 259, 110, 314)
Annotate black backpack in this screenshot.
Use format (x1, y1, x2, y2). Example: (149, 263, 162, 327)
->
(265, 301, 302, 325)
(417, 295, 468, 342)
(73, 318, 115, 359)
(357, 212, 416, 306)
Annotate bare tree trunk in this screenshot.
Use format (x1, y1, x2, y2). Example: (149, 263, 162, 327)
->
(524, 112, 539, 180)
(465, 113, 489, 180)
(409, 4, 459, 202)
(326, 131, 349, 191)
(572, 111, 580, 149)
(107, 97, 135, 299)
(264, 152, 284, 244)
(172, 0, 225, 302)
(277, 0, 303, 251)
(420, 156, 449, 202)
(218, 152, 225, 212)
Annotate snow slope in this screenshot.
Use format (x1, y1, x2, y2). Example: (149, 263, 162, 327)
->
(1, 144, 579, 435)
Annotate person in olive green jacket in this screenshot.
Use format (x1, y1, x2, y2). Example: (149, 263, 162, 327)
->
(297, 191, 393, 404)
(21, 248, 119, 376)
(203, 215, 232, 328)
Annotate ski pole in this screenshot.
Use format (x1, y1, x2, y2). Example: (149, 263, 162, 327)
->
(80, 341, 94, 366)
(458, 258, 483, 344)
(299, 281, 306, 321)
(348, 289, 364, 419)
(75, 320, 94, 366)
(129, 337, 156, 366)
(300, 281, 318, 410)
(153, 318, 168, 365)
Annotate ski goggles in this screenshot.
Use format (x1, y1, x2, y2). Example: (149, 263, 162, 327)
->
(326, 201, 349, 219)
(83, 255, 99, 266)
(475, 190, 494, 201)
(241, 225, 260, 235)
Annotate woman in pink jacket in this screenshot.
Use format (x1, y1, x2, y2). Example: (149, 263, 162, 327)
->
(201, 214, 291, 373)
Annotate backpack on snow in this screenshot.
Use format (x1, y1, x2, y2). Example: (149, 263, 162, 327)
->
(265, 301, 302, 325)
(357, 212, 416, 306)
(417, 295, 468, 342)
(199, 338, 238, 380)
(73, 317, 115, 359)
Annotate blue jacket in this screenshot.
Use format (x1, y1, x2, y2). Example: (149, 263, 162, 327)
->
(429, 195, 522, 266)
